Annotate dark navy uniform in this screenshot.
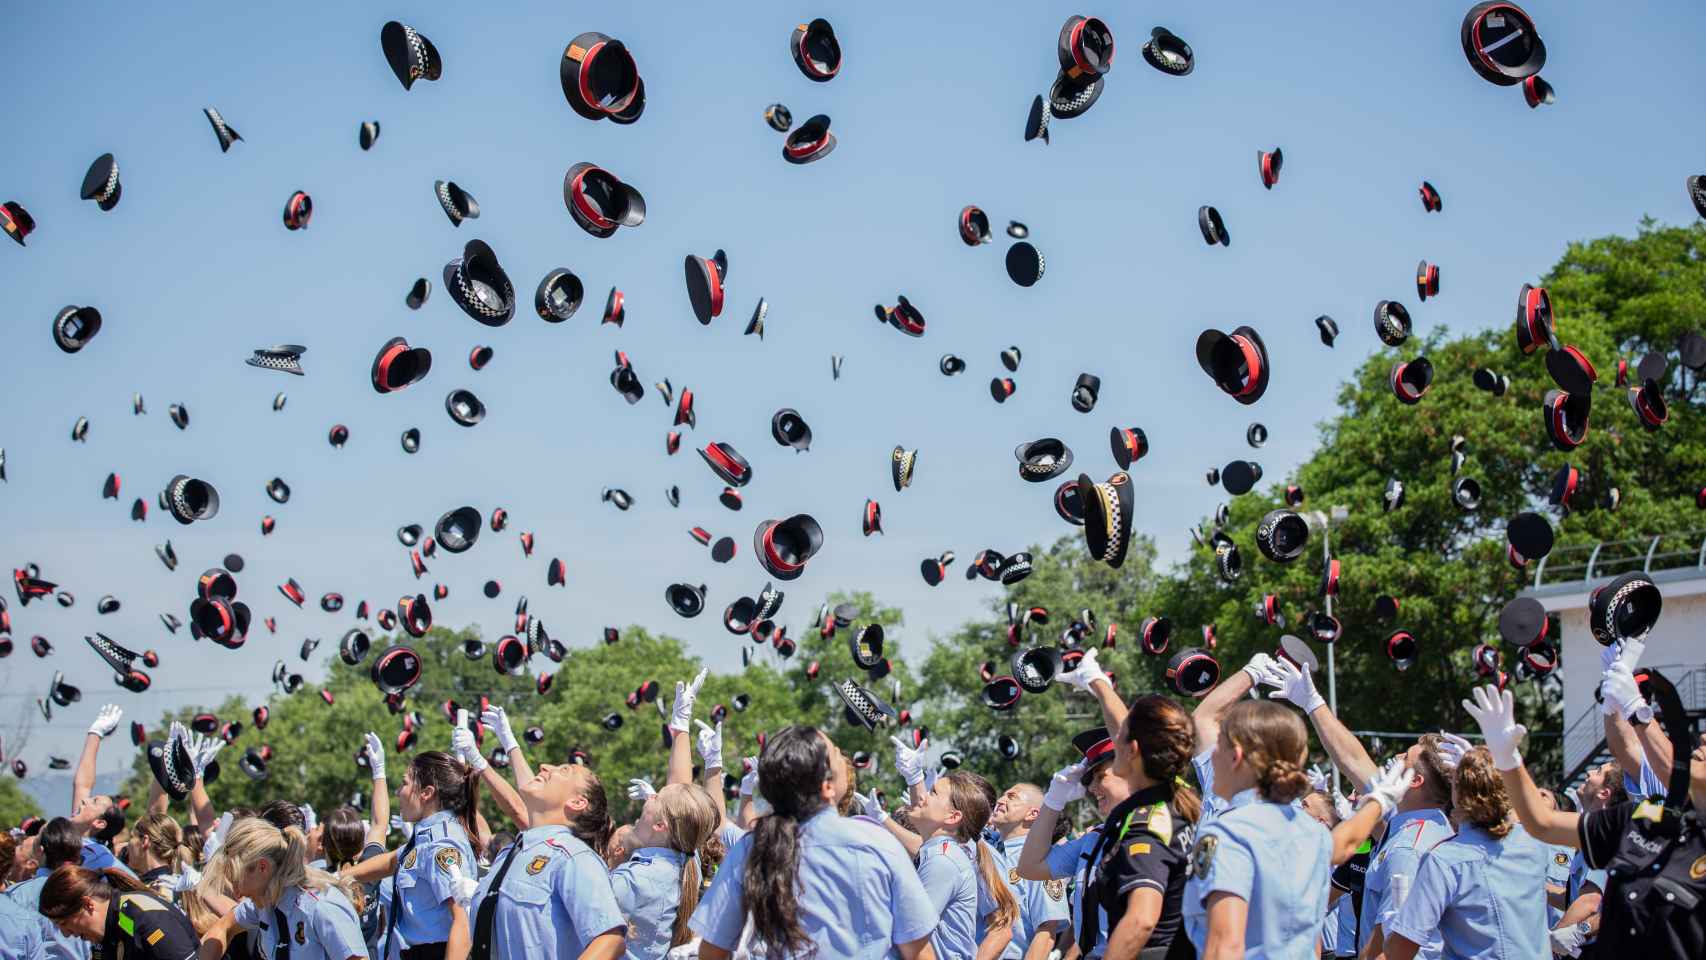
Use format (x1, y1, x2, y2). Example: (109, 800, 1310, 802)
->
(99, 889, 199, 960)
(1079, 787, 1194, 960)
(1578, 799, 1706, 960)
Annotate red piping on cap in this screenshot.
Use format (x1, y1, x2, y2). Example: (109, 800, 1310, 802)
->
(1082, 739, 1114, 763)
(761, 524, 803, 574)
(569, 168, 618, 230)
(785, 133, 827, 159)
(375, 342, 407, 390)
(795, 25, 839, 79)
(703, 444, 748, 481)
(1230, 334, 1263, 398)
(705, 262, 723, 316)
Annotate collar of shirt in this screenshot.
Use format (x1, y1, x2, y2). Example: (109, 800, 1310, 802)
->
(1388, 806, 1451, 834)
(1103, 783, 1173, 830)
(799, 807, 838, 836)
(1225, 787, 1261, 811)
(519, 823, 574, 847)
(630, 846, 685, 867)
(140, 866, 171, 884)
(412, 809, 456, 835)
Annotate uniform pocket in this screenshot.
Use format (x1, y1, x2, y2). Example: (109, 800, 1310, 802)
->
(500, 876, 551, 907)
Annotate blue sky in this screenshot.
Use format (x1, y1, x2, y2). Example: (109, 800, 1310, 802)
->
(3, 0, 1705, 778)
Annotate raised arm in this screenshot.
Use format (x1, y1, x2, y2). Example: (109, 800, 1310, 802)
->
(1191, 655, 1272, 755)
(862, 789, 923, 859)
(1056, 649, 1125, 737)
(666, 670, 708, 787)
(73, 704, 123, 813)
(148, 775, 170, 816)
(1016, 761, 1086, 881)
(361, 732, 393, 847)
(480, 707, 533, 787)
(452, 711, 528, 830)
(735, 756, 759, 829)
(1271, 659, 1378, 792)
(693, 721, 728, 825)
(1330, 762, 1412, 865)
(1463, 685, 1582, 847)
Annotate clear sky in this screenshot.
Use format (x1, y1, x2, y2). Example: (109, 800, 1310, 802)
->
(3, 1, 1705, 776)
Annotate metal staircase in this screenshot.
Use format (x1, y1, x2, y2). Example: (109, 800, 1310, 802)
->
(1560, 664, 1706, 792)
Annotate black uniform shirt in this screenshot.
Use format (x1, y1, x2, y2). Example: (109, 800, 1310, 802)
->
(101, 890, 199, 960)
(1081, 784, 1195, 957)
(1580, 798, 1706, 960)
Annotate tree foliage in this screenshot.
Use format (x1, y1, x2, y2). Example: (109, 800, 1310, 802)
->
(0, 776, 42, 826)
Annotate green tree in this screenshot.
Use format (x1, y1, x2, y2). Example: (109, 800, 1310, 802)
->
(0, 776, 42, 827)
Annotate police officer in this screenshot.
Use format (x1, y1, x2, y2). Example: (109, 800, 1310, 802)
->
(608, 782, 720, 958)
(987, 782, 1070, 958)
(8, 824, 92, 960)
(344, 746, 479, 960)
(1385, 747, 1550, 959)
(1182, 701, 1410, 958)
(909, 772, 985, 959)
(468, 757, 626, 959)
(197, 819, 369, 960)
(37, 865, 200, 960)
(1467, 679, 1706, 960)
(690, 726, 936, 959)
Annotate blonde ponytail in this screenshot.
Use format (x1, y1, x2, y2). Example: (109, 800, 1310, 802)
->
(974, 839, 1018, 932)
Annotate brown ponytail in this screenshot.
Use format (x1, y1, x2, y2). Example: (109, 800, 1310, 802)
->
(567, 771, 616, 861)
(743, 726, 832, 957)
(1121, 695, 1204, 824)
(1221, 700, 1313, 804)
(410, 751, 481, 842)
(1452, 748, 1515, 839)
(38, 865, 147, 921)
(944, 771, 1018, 933)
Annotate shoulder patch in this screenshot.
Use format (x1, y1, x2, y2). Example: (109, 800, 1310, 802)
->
(403, 847, 419, 869)
(1148, 803, 1174, 846)
(940, 840, 951, 855)
(1128, 842, 1151, 856)
(1043, 878, 1067, 901)
(147, 928, 165, 946)
(435, 847, 462, 874)
(1189, 835, 1218, 881)
(527, 855, 550, 875)
(1690, 854, 1706, 881)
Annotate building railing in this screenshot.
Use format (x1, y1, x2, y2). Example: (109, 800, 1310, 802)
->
(1532, 530, 1706, 589)
(1563, 664, 1706, 777)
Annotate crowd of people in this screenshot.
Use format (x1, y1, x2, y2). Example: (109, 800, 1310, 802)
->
(2, 639, 1703, 960)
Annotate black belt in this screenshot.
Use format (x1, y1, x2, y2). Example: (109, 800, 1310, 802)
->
(401, 944, 448, 960)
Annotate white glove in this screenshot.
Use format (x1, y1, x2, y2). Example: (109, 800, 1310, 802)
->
(694, 720, 724, 771)
(480, 707, 518, 754)
(1332, 792, 1355, 822)
(363, 732, 386, 781)
(1267, 658, 1327, 714)
(450, 711, 486, 773)
(738, 757, 760, 798)
(1435, 732, 1473, 771)
(88, 704, 122, 738)
(1616, 638, 1646, 671)
(1307, 764, 1330, 793)
(890, 735, 927, 787)
(1601, 662, 1653, 724)
(300, 805, 317, 831)
(1359, 759, 1415, 818)
(1057, 648, 1109, 692)
(669, 668, 708, 734)
(171, 868, 201, 893)
(389, 815, 409, 834)
(1241, 653, 1280, 688)
(190, 733, 225, 781)
(1462, 685, 1527, 771)
(1564, 786, 1582, 812)
(857, 788, 888, 823)
(1550, 922, 1586, 957)
(1043, 761, 1088, 811)
(628, 778, 657, 802)
(444, 860, 477, 905)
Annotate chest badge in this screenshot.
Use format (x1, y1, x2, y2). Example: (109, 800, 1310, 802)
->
(1007, 867, 1020, 885)
(1690, 854, 1706, 880)
(528, 855, 549, 875)
(294, 921, 306, 945)
(1044, 878, 1067, 901)
(403, 848, 418, 869)
(1190, 835, 1218, 881)
(1554, 852, 1568, 866)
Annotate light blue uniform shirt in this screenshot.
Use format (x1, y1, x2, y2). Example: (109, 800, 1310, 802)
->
(1192, 749, 1227, 825)
(916, 837, 978, 960)
(690, 807, 937, 959)
(6, 874, 91, 960)
(1329, 893, 1357, 957)
(1361, 806, 1453, 957)
(234, 884, 368, 960)
(471, 825, 626, 960)
(1183, 788, 1333, 960)
(1388, 823, 1551, 960)
(1543, 842, 1573, 928)
(383, 809, 475, 959)
(31, 839, 130, 879)
(1627, 760, 1664, 799)
(0, 892, 45, 960)
(1043, 827, 1106, 957)
(996, 834, 1068, 959)
(609, 845, 688, 960)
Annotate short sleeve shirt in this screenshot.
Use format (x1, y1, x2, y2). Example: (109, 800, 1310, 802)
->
(471, 824, 627, 960)
(0, 893, 44, 960)
(385, 810, 475, 958)
(234, 885, 369, 960)
(608, 845, 688, 960)
(1191, 749, 1226, 825)
(690, 808, 936, 959)
(1044, 827, 1105, 956)
(6, 874, 91, 960)
(1182, 789, 1332, 960)
(1361, 807, 1452, 957)
(1579, 800, 1706, 959)
(1386, 824, 1551, 960)
(100, 890, 200, 960)
(1083, 788, 1192, 954)
(996, 834, 1069, 959)
(916, 837, 978, 960)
